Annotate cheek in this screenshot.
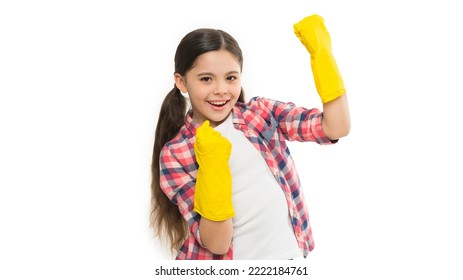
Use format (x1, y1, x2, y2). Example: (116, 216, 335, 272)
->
(231, 84, 242, 96)
(188, 84, 208, 98)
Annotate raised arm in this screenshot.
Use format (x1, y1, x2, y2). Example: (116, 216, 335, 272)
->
(322, 94, 350, 140)
(294, 14, 350, 140)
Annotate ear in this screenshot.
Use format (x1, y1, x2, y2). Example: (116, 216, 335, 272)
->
(174, 73, 188, 93)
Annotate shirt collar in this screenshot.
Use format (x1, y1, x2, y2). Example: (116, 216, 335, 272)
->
(232, 105, 245, 126)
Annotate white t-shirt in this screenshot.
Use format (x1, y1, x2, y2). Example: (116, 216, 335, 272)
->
(214, 115, 302, 260)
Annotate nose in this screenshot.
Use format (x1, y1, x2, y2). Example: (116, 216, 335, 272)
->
(214, 80, 228, 95)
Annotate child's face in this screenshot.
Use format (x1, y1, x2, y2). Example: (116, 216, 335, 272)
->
(175, 50, 242, 128)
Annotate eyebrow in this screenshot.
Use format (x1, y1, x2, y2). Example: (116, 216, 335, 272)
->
(197, 70, 240, 77)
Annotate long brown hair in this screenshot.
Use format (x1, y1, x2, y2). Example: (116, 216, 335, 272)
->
(151, 28, 245, 252)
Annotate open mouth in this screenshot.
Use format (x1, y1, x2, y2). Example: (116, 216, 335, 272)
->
(207, 100, 229, 107)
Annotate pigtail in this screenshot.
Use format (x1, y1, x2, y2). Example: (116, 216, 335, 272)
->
(151, 86, 188, 252)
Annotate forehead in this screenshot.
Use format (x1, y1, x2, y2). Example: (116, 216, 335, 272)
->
(190, 50, 241, 73)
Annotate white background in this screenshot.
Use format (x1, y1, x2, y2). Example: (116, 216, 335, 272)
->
(1, 0, 462, 279)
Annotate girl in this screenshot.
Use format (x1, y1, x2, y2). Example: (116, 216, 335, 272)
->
(151, 14, 350, 260)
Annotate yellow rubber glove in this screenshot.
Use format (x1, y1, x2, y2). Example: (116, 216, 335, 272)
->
(194, 120, 234, 221)
(294, 14, 346, 103)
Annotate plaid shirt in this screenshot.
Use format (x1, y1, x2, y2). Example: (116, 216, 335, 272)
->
(159, 97, 336, 260)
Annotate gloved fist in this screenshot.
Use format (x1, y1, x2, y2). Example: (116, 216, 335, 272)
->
(194, 120, 234, 221)
(293, 14, 346, 103)
(195, 120, 232, 158)
(293, 14, 332, 56)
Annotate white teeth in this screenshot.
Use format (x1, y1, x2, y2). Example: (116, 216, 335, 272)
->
(208, 101, 227, 106)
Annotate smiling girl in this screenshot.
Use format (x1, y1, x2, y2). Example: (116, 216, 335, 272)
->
(151, 15, 350, 260)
